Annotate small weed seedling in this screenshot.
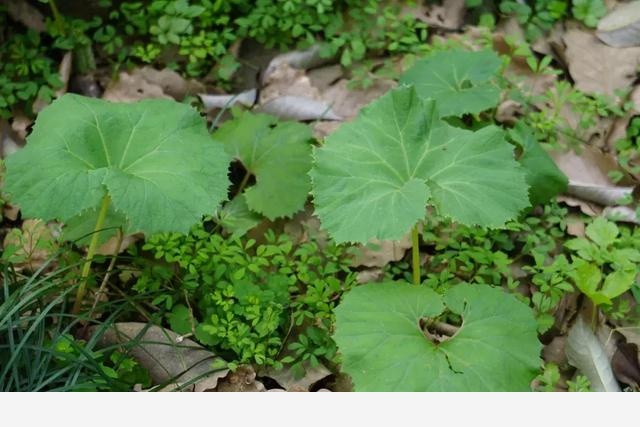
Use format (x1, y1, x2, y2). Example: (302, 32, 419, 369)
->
(4, 94, 231, 312)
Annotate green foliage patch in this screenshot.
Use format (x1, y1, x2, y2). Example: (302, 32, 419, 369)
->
(334, 282, 542, 391)
(4, 94, 230, 235)
(311, 85, 530, 244)
(136, 227, 357, 373)
(213, 112, 313, 220)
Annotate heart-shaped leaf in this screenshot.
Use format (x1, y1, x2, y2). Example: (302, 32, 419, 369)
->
(310, 86, 529, 243)
(213, 112, 313, 220)
(4, 94, 231, 235)
(334, 282, 542, 391)
(400, 49, 502, 117)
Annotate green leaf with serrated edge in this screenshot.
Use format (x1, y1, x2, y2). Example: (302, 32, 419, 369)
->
(400, 49, 502, 117)
(310, 86, 529, 244)
(215, 195, 262, 238)
(508, 121, 568, 205)
(334, 282, 542, 391)
(585, 217, 619, 249)
(573, 260, 602, 297)
(213, 112, 312, 220)
(4, 94, 230, 235)
(602, 269, 637, 301)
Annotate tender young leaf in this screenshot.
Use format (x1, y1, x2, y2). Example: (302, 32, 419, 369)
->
(400, 49, 502, 117)
(311, 86, 529, 243)
(215, 195, 262, 238)
(213, 112, 313, 220)
(571, 259, 635, 305)
(508, 121, 568, 205)
(585, 217, 619, 248)
(602, 269, 638, 301)
(4, 94, 230, 235)
(334, 282, 541, 391)
(572, 260, 608, 305)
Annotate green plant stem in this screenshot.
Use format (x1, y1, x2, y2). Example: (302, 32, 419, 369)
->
(47, 0, 65, 34)
(235, 170, 251, 197)
(72, 194, 111, 314)
(412, 223, 420, 286)
(87, 228, 123, 317)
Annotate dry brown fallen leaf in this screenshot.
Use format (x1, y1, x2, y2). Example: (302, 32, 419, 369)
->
(566, 213, 586, 237)
(103, 71, 172, 102)
(1, 119, 21, 158)
(404, 0, 466, 31)
(356, 268, 385, 284)
(133, 66, 204, 100)
(102, 67, 203, 103)
(562, 28, 640, 97)
(2, 219, 57, 272)
(199, 89, 257, 112)
(566, 182, 636, 206)
(351, 234, 412, 268)
(597, 0, 640, 47)
(611, 342, 640, 389)
(567, 316, 621, 392)
(93, 322, 229, 392)
(263, 45, 331, 81)
(259, 62, 341, 121)
(95, 232, 142, 256)
(10, 112, 32, 141)
(552, 145, 636, 216)
(542, 336, 568, 367)
(214, 365, 266, 392)
(262, 361, 331, 392)
(321, 78, 396, 120)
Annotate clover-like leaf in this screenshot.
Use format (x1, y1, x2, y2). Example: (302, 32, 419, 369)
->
(400, 49, 502, 117)
(334, 282, 542, 391)
(213, 112, 313, 220)
(310, 86, 529, 243)
(4, 94, 230, 235)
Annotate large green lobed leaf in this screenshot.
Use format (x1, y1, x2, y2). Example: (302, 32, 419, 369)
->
(311, 86, 530, 244)
(334, 282, 542, 391)
(213, 112, 313, 220)
(400, 49, 502, 117)
(4, 94, 230, 235)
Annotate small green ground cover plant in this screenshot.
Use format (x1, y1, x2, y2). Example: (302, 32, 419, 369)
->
(135, 226, 357, 375)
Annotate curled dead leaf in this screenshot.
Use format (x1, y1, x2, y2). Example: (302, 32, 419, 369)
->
(264, 45, 330, 81)
(597, 1, 640, 47)
(93, 322, 229, 392)
(562, 29, 640, 97)
(199, 89, 257, 112)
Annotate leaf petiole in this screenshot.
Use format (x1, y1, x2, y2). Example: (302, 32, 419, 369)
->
(412, 222, 421, 286)
(72, 193, 111, 314)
